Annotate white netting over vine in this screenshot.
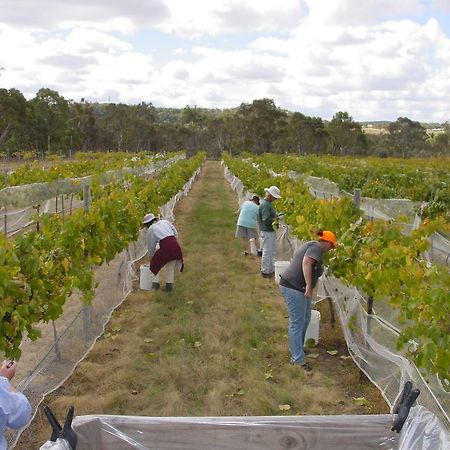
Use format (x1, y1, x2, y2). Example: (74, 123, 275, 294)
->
(277, 168, 450, 267)
(0, 155, 185, 238)
(224, 164, 450, 434)
(5, 164, 201, 449)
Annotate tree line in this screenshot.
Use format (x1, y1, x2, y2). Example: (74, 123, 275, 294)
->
(1, 88, 449, 159)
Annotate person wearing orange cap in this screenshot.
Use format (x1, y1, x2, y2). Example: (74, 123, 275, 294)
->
(278, 230, 336, 371)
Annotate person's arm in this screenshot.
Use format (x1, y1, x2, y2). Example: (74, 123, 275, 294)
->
(0, 361, 32, 429)
(146, 229, 158, 259)
(302, 256, 316, 299)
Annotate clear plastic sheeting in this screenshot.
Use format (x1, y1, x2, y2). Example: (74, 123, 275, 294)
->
(428, 232, 450, 266)
(397, 406, 450, 450)
(6, 164, 201, 449)
(223, 163, 449, 431)
(72, 413, 400, 450)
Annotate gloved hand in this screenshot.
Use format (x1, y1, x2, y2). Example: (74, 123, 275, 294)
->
(43, 405, 77, 449)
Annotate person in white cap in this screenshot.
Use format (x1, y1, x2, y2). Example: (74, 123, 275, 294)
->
(257, 186, 281, 278)
(142, 213, 183, 292)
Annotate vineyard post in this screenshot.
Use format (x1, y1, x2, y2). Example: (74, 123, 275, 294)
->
(83, 183, 92, 341)
(3, 148, 8, 236)
(52, 321, 61, 361)
(61, 195, 65, 222)
(83, 184, 90, 213)
(360, 295, 374, 381)
(69, 193, 74, 215)
(35, 204, 40, 232)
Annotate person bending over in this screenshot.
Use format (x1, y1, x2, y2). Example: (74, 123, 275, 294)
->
(142, 213, 184, 292)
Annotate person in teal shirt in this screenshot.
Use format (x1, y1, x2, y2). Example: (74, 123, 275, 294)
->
(235, 196, 261, 255)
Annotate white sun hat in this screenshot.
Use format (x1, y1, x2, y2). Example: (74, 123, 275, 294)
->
(264, 185, 281, 199)
(142, 213, 157, 224)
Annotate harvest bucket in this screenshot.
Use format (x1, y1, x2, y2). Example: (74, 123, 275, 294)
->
(274, 260, 290, 284)
(140, 264, 154, 290)
(249, 238, 258, 256)
(305, 310, 321, 344)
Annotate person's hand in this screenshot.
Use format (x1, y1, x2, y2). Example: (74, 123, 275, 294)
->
(43, 405, 77, 450)
(0, 360, 17, 380)
(304, 287, 313, 299)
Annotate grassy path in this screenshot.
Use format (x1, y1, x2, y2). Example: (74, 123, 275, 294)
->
(19, 161, 387, 447)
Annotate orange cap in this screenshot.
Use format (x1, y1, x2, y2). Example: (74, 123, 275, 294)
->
(318, 230, 336, 248)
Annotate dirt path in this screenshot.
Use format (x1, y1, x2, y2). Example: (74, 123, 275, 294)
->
(18, 160, 388, 448)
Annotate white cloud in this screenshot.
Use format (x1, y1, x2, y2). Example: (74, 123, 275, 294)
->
(303, 0, 424, 26)
(0, 0, 303, 36)
(0, 25, 154, 102)
(1, 1, 450, 121)
(433, 0, 450, 13)
(157, 0, 303, 37)
(0, 0, 170, 33)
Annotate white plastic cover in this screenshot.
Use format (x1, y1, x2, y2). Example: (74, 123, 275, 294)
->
(72, 413, 399, 450)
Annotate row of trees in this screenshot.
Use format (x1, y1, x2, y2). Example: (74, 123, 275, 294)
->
(1, 88, 449, 158)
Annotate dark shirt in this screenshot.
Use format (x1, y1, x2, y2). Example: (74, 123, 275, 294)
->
(257, 199, 277, 232)
(279, 241, 324, 292)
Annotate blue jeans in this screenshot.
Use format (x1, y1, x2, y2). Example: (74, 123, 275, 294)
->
(279, 285, 312, 364)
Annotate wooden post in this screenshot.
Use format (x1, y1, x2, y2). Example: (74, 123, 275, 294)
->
(36, 204, 40, 232)
(3, 148, 8, 237)
(83, 183, 91, 341)
(61, 195, 65, 221)
(360, 295, 374, 381)
(83, 184, 90, 212)
(69, 193, 74, 215)
(52, 321, 61, 361)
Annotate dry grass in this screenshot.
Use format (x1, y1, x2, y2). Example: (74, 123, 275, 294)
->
(18, 161, 388, 448)
(362, 126, 388, 135)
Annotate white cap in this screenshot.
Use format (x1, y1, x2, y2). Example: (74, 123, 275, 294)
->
(142, 213, 156, 224)
(264, 186, 281, 199)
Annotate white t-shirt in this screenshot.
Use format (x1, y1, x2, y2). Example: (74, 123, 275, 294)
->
(147, 219, 178, 257)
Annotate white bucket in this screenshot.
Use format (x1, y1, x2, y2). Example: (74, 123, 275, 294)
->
(305, 310, 321, 344)
(274, 260, 290, 284)
(140, 264, 154, 290)
(249, 238, 257, 256)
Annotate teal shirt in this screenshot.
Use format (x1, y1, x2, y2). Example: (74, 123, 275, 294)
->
(237, 200, 259, 229)
(257, 199, 277, 232)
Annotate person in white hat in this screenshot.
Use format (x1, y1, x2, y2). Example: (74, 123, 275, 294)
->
(142, 213, 183, 292)
(257, 186, 281, 278)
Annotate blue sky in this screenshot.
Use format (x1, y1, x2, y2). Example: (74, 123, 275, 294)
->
(1, 0, 449, 122)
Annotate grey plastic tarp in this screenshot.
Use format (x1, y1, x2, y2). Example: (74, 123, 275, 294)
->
(72, 414, 396, 450)
(70, 404, 449, 450)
